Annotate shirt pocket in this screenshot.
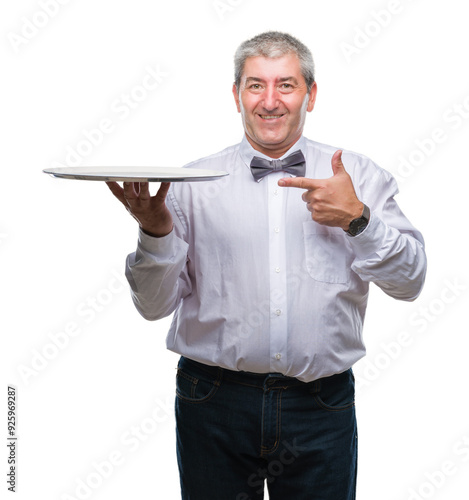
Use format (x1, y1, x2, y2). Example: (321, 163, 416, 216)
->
(302, 221, 351, 284)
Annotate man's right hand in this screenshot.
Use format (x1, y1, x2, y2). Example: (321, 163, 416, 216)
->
(106, 181, 173, 237)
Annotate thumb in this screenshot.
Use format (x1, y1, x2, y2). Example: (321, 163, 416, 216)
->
(331, 150, 346, 176)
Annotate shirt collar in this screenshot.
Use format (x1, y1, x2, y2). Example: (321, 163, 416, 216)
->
(239, 135, 307, 179)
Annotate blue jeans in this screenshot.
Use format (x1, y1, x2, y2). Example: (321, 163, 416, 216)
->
(175, 356, 357, 500)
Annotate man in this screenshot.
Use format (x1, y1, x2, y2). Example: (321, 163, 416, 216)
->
(107, 31, 426, 500)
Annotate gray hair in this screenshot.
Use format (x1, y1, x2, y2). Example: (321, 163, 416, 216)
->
(234, 31, 315, 92)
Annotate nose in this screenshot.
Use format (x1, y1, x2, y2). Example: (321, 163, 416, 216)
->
(261, 85, 280, 111)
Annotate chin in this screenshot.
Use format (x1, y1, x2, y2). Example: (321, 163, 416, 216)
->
(256, 133, 287, 146)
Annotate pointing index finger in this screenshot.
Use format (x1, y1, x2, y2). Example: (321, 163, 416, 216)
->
(278, 177, 321, 190)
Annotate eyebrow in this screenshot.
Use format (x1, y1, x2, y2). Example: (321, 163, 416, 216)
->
(278, 77, 299, 84)
(244, 76, 299, 85)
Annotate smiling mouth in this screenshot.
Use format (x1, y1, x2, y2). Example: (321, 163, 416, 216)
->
(259, 114, 285, 120)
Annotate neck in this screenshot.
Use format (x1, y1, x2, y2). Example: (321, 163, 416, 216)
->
(246, 134, 302, 159)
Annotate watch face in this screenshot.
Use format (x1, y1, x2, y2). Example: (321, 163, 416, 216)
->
(349, 218, 367, 236)
(348, 204, 370, 236)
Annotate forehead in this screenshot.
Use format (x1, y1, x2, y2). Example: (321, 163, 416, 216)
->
(241, 54, 304, 83)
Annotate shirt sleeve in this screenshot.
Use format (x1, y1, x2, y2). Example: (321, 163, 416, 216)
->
(124, 190, 191, 321)
(347, 159, 427, 301)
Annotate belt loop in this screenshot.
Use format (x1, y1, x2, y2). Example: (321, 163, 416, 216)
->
(215, 366, 223, 386)
(309, 379, 321, 394)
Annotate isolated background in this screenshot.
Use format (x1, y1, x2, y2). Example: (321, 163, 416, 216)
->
(1, 1, 468, 499)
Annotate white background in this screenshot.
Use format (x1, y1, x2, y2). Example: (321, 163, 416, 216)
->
(1, 1, 468, 499)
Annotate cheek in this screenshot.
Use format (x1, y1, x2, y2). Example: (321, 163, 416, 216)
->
(288, 95, 310, 118)
(240, 93, 260, 113)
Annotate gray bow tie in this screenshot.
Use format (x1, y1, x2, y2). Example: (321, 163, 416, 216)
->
(250, 150, 306, 182)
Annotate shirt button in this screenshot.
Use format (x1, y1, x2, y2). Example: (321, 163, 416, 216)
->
(275, 353, 282, 360)
(275, 309, 282, 316)
(274, 227, 280, 233)
(274, 189, 279, 196)
(275, 267, 281, 273)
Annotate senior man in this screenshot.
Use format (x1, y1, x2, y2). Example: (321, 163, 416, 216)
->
(107, 31, 426, 500)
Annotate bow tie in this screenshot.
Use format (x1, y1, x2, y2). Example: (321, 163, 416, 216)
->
(250, 150, 306, 182)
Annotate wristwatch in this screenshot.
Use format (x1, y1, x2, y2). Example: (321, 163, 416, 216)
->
(346, 204, 370, 236)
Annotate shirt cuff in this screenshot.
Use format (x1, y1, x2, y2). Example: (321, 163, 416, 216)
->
(137, 226, 177, 256)
(347, 212, 387, 259)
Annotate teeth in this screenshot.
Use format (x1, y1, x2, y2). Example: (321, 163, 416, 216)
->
(261, 115, 283, 119)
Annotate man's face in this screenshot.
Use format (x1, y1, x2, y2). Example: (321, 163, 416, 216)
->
(233, 53, 317, 158)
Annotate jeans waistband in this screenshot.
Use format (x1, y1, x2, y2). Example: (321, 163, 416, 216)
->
(178, 356, 352, 393)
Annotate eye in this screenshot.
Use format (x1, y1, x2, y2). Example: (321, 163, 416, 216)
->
(245, 83, 264, 94)
(279, 83, 295, 93)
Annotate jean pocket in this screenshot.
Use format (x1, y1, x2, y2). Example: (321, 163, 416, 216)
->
(313, 369, 355, 412)
(303, 221, 351, 284)
(176, 367, 221, 404)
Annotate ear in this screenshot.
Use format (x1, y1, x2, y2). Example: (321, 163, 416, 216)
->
(232, 83, 241, 113)
(306, 82, 318, 113)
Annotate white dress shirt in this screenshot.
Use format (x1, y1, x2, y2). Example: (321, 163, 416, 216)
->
(125, 135, 426, 382)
